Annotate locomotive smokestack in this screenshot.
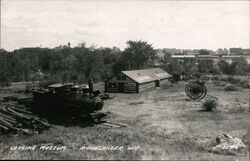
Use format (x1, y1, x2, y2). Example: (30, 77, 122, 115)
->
(88, 79, 93, 94)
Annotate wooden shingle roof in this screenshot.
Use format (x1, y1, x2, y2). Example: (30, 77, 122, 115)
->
(122, 68, 172, 84)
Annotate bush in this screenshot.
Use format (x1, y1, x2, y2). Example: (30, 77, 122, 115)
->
(219, 81, 226, 87)
(224, 84, 238, 91)
(239, 81, 250, 89)
(227, 77, 239, 84)
(202, 99, 218, 111)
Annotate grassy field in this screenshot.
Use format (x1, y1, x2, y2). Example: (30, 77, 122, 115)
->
(0, 81, 249, 160)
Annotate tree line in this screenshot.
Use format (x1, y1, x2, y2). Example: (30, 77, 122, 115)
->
(0, 41, 157, 85)
(160, 50, 250, 77)
(0, 40, 249, 86)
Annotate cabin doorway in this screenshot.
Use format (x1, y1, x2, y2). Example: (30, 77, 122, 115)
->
(155, 80, 160, 87)
(118, 82, 125, 92)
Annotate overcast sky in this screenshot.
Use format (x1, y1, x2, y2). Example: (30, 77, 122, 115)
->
(1, 0, 249, 51)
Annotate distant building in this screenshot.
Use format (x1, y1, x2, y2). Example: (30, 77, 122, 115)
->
(246, 56, 250, 64)
(171, 55, 196, 59)
(197, 55, 220, 63)
(105, 68, 172, 93)
(242, 49, 250, 55)
(186, 51, 199, 55)
(229, 48, 242, 55)
(222, 55, 250, 64)
(171, 54, 250, 64)
(171, 54, 219, 62)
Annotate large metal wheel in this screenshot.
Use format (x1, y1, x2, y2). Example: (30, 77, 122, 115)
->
(185, 80, 207, 101)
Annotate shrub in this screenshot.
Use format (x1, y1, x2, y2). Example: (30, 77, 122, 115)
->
(219, 81, 226, 87)
(202, 99, 218, 111)
(239, 81, 250, 89)
(227, 77, 244, 86)
(224, 84, 238, 91)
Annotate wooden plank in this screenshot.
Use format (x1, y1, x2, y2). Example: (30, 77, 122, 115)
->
(106, 89, 118, 92)
(6, 108, 30, 119)
(139, 85, 155, 92)
(125, 88, 136, 90)
(8, 106, 32, 115)
(125, 88, 136, 91)
(139, 84, 155, 88)
(126, 83, 136, 85)
(139, 85, 155, 88)
(0, 124, 9, 131)
(125, 85, 136, 88)
(106, 88, 118, 90)
(0, 118, 14, 127)
(0, 114, 16, 124)
(124, 90, 137, 93)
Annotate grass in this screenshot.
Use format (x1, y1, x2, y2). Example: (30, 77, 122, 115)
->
(213, 81, 226, 87)
(0, 81, 249, 160)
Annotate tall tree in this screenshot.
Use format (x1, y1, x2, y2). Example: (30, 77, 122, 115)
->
(199, 49, 210, 55)
(122, 40, 157, 70)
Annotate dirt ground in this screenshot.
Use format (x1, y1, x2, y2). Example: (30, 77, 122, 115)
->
(0, 81, 249, 160)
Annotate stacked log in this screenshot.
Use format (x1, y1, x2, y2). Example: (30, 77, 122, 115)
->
(0, 106, 51, 135)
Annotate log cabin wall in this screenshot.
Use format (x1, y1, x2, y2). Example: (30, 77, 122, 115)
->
(138, 81, 156, 93)
(105, 73, 137, 93)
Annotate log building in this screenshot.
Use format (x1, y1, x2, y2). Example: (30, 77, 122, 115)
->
(105, 68, 172, 93)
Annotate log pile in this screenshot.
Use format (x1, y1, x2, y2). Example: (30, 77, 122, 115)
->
(0, 106, 51, 135)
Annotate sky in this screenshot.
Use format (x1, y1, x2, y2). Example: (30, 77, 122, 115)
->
(1, 0, 249, 51)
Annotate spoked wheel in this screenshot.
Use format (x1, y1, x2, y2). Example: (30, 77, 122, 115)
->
(185, 80, 207, 101)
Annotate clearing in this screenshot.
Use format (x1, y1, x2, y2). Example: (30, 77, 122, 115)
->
(0, 81, 249, 160)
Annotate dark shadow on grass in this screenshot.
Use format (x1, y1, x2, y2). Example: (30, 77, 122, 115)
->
(197, 109, 219, 112)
